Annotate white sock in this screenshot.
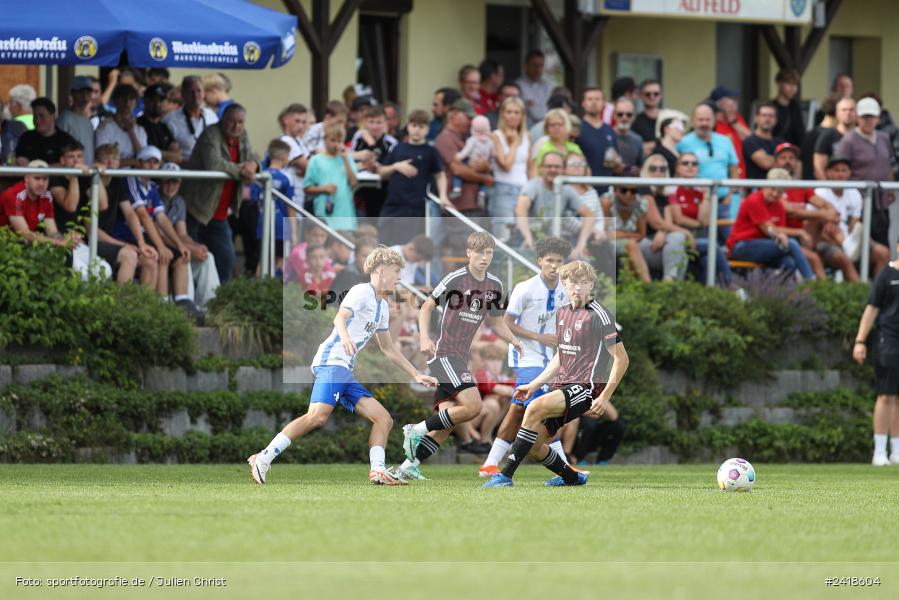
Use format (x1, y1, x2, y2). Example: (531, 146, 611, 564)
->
(549, 440, 569, 465)
(891, 437, 899, 455)
(411, 421, 428, 436)
(400, 458, 420, 470)
(484, 438, 511, 467)
(874, 434, 888, 455)
(174, 294, 191, 303)
(259, 432, 291, 466)
(370, 446, 386, 470)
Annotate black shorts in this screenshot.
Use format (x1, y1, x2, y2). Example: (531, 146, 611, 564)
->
(428, 355, 477, 407)
(96, 241, 124, 268)
(874, 346, 899, 396)
(544, 383, 605, 437)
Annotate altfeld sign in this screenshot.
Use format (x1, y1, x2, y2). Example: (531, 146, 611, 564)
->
(600, 0, 813, 24)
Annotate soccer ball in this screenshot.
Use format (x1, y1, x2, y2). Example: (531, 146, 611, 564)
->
(717, 458, 755, 492)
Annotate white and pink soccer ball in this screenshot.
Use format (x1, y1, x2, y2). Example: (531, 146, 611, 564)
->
(717, 458, 756, 492)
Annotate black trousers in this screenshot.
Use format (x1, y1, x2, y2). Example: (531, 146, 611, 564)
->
(574, 418, 626, 463)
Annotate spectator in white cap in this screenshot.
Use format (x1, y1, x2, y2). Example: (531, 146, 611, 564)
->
(56, 76, 96, 165)
(835, 97, 895, 248)
(156, 161, 220, 308)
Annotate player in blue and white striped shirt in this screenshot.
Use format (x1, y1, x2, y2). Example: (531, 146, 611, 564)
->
(248, 246, 438, 486)
(480, 237, 575, 477)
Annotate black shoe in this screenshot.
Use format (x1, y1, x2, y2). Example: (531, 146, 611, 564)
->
(176, 298, 205, 325)
(458, 441, 478, 453)
(472, 442, 492, 454)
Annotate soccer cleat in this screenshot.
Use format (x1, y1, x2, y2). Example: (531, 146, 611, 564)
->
(483, 473, 514, 487)
(479, 465, 501, 478)
(402, 424, 422, 462)
(389, 464, 427, 482)
(248, 454, 269, 484)
(545, 472, 589, 486)
(569, 465, 591, 476)
(872, 452, 890, 467)
(369, 467, 407, 486)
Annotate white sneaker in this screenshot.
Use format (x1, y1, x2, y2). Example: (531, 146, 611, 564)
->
(889, 452, 899, 465)
(872, 452, 890, 467)
(369, 466, 407, 486)
(843, 222, 862, 262)
(248, 454, 270, 484)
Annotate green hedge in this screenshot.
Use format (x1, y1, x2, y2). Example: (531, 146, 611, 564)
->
(0, 376, 429, 464)
(0, 229, 195, 386)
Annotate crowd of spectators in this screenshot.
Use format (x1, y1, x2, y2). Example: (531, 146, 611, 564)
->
(1, 56, 897, 460)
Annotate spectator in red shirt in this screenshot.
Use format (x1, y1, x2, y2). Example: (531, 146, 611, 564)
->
(711, 86, 751, 179)
(771, 143, 854, 281)
(300, 243, 335, 294)
(727, 168, 814, 280)
(475, 59, 503, 116)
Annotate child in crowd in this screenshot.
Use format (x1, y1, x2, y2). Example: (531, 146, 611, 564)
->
(453, 114, 494, 202)
(350, 105, 398, 220)
(301, 243, 335, 294)
(252, 139, 296, 276)
(304, 123, 358, 230)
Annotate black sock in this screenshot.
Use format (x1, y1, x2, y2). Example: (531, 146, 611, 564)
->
(541, 447, 579, 483)
(500, 428, 537, 478)
(423, 409, 455, 432)
(415, 435, 440, 462)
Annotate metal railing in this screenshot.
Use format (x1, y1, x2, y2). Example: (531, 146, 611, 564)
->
(269, 187, 433, 307)
(0, 166, 275, 276)
(554, 175, 889, 285)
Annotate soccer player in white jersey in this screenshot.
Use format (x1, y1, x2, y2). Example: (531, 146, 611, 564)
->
(248, 246, 438, 486)
(480, 237, 575, 477)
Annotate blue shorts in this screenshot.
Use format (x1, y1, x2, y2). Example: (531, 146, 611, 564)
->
(511, 367, 550, 406)
(310, 366, 373, 413)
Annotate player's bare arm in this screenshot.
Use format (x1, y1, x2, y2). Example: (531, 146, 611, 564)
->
(374, 331, 438, 387)
(418, 295, 437, 356)
(589, 342, 629, 417)
(334, 307, 357, 357)
(490, 314, 523, 357)
(503, 313, 556, 348)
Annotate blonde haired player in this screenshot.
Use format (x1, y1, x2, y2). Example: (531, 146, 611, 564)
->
(248, 246, 438, 485)
(484, 260, 629, 487)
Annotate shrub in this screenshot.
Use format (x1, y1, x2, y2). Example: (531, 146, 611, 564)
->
(206, 276, 284, 354)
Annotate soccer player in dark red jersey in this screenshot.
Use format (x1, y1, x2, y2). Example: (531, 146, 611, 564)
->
(484, 259, 628, 487)
(393, 231, 523, 481)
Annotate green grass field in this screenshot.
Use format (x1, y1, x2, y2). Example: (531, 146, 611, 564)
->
(1, 464, 898, 599)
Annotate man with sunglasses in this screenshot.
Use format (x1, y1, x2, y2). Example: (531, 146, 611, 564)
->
(613, 98, 644, 176)
(677, 103, 740, 239)
(633, 79, 662, 158)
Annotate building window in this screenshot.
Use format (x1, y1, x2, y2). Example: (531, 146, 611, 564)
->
(612, 53, 662, 88)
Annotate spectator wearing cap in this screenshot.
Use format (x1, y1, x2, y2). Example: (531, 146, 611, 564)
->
(516, 50, 554, 126)
(0, 98, 26, 165)
(56, 76, 96, 165)
(163, 76, 219, 162)
(476, 59, 504, 116)
(157, 162, 220, 307)
(576, 87, 620, 180)
(835, 97, 895, 248)
(710, 86, 751, 179)
(771, 144, 842, 280)
(138, 84, 181, 164)
(8, 84, 36, 130)
(613, 98, 643, 175)
(95, 84, 148, 167)
(14, 97, 78, 166)
(182, 103, 258, 283)
(428, 87, 461, 142)
(633, 79, 663, 158)
(485, 81, 520, 130)
(742, 102, 785, 181)
(651, 117, 686, 175)
(813, 97, 856, 180)
(772, 69, 805, 146)
(727, 168, 814, 280)
(435, 99, 492, 215)
(677, 103, 739, 223)
(203, 73, 235, 120)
